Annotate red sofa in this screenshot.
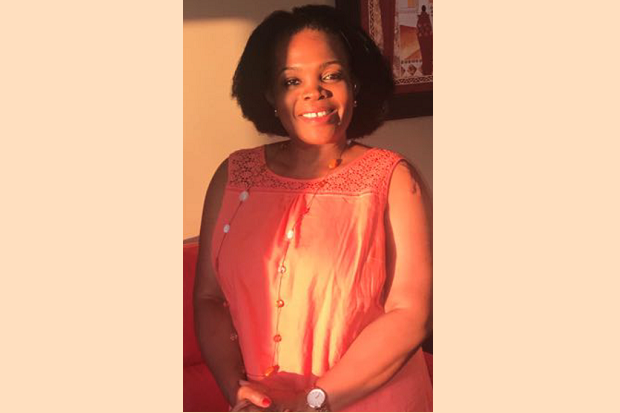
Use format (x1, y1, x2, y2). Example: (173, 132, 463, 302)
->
(184, 242, 229, 412)
(183, 241, 432, 412)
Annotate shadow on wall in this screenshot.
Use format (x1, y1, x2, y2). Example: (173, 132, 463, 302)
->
(184, 0, 334, 21)
(184, 1, 262, 20)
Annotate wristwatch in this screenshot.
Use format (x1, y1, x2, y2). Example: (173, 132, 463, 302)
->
(306, 387, 330, 411)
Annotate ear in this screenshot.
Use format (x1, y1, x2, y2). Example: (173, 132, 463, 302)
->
(352, 78, 360, 97)
(264, 90, 275, 106)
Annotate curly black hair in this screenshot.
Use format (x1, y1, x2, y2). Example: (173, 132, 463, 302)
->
(231, 5, 394, 139)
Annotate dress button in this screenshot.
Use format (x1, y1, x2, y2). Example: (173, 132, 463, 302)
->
(230, 332, 238, 341)
(273, 334, 282, 342)
(286, 229, 294, 240)
(278, 265, 286, 274)
(239, 191, 249, 201)
(264, 365, 279, 377)
(328, 158, 341, 169)
(223, 224, 230, 233)
(276, 299, 284, 308)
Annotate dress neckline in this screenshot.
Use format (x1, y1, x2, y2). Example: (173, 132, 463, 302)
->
(260, 144, 378, 183)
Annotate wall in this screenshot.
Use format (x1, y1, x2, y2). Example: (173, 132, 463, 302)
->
(183, 0, 432, 239)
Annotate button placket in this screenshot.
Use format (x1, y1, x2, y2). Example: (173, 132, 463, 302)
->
(214, 148, 355, 379)
(216, 187, 250, 352)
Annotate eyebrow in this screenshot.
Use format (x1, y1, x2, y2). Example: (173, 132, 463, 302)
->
(277, 60, 344, 76)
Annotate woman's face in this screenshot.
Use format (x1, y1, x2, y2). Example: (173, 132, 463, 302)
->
(268, 29, 355, 145)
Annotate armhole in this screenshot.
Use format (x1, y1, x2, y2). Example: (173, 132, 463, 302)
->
(382, 157, 433, 252)
(209, 156, 231, 277)
(381, 155, 407, 212)
(226, 151, 237, 186)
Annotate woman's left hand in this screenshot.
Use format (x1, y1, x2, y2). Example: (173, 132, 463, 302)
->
(267, 388, 310, 412)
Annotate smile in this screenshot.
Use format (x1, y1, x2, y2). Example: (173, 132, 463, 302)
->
(300, 109, 335, 119)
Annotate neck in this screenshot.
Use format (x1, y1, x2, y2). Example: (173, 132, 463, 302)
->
(285, 139, 348, 166)
(274, 139, 350, 180)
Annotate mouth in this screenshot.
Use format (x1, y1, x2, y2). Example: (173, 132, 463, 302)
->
(298, 108, 337, 122)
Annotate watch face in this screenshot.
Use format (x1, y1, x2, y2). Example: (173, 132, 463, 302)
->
(307, 388, 326, 408)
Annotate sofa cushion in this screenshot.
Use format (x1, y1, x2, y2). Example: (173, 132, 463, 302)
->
(184, 362, 229, 412)
(183, 242, 204, 366)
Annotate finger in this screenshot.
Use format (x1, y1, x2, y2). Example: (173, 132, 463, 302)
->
(247, 405, 268, 412)
(234, 401, 268, 412)
(238, 386, 272, 408)
(231, 400, 251, 412)
(239, 379, 269, 393)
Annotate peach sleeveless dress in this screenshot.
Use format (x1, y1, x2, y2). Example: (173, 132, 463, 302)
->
(211, 145, 432, 411)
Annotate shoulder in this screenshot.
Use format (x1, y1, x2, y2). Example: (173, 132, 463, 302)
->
(225, 145, 267, 187)
(387, 159, 431, 212)
(350, 144, 408, 196)
(357, 144, 405, 165)
(203, 158, 229, 211)
(389, 161, 422, 196)
(355, 145, 425, 195)
(229, 144, 265, 161)
(347, 143, 404, 169)
(210, 158, 229, 188)
(385, 158, 432, 235)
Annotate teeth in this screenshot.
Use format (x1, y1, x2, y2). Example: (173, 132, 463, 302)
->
(302, 110, 330, 118)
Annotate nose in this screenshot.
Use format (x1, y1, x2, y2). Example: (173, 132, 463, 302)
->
(302, 82, 329, 101)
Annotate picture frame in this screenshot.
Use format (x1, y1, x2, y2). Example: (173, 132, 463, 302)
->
(336, 0, 433, 119)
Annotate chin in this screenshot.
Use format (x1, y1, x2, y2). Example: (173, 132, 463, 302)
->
(291, 123, 348, 144)
(296, 131, 344, 145)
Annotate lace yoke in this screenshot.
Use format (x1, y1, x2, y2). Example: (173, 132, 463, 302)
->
(227, 145, 404, 197)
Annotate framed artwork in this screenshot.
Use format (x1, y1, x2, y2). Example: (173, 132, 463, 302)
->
(336, 0, 433, 119)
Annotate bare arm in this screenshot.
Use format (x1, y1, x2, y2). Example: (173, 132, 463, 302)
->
(313, 161, 432, 411)
(193, 159, 265, 407)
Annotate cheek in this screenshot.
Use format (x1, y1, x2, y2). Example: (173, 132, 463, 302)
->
(338, 85, 355, 105)
(274, 91, 296, 115)
(340, 92, 355, 114)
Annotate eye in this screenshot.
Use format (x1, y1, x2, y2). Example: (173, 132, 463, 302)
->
(283, 78, 300, 87)
(322, 71, 344, 82)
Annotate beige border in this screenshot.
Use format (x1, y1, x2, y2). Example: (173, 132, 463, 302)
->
(2, 1, 184, 412)
(434, 2, 620, 412)
(3, 1, 620, 412)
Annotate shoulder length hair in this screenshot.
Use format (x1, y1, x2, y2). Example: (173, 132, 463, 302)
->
(231, 5, 394, 139)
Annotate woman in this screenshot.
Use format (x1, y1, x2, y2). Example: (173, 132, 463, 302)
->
(193, 5, 432, 411)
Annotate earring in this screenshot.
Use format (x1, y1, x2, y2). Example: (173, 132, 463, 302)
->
(353, 100, 358, 108)
(274, 109, 278, 117)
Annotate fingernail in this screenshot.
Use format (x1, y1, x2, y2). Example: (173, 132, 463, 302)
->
(262, 397, 271, 407)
